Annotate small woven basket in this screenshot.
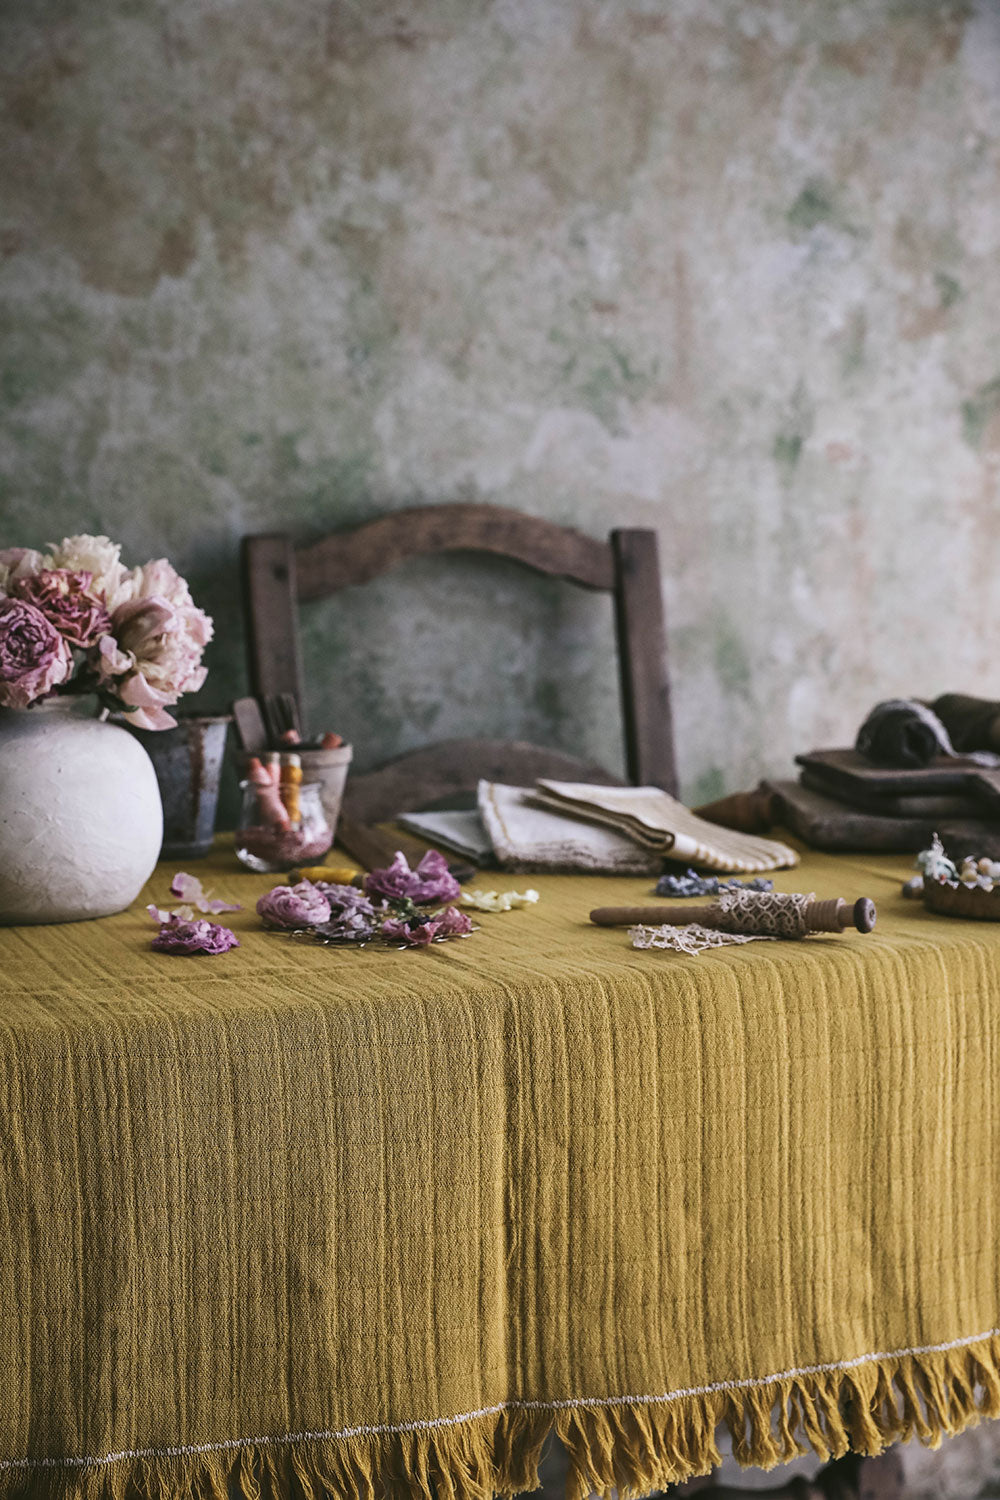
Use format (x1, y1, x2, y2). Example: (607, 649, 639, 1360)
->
(923, 879, 1000, 921)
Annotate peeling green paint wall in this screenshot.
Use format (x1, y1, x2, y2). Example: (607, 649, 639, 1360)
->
(2, 0, 1000, 808)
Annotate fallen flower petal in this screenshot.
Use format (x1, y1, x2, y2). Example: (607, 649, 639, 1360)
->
(458, 888, 540, 912)
(147, 901, 195, 925)
(169, 871, 241, 913)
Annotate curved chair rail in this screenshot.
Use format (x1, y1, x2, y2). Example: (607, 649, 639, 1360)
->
(295, 503, 616, 600)
(341, 737, 626, 824)
(242, 509, 677, 795)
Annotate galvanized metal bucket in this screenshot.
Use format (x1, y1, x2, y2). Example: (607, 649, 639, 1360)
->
(127, 715, 231, 860)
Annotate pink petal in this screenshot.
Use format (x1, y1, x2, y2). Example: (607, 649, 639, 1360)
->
(126, 701, 178, 731)
(170, 871, 240, 913)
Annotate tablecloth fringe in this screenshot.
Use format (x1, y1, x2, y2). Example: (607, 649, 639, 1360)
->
(8, 1334, 1000, 1500)
(556, 1333, 1000, 1499)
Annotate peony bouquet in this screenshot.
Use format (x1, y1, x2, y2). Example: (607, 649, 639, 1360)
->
(0, 535, 212, 729)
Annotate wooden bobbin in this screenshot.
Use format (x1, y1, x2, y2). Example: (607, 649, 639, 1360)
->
(808, 896, 877, 933)
(590, 894, 877, 935)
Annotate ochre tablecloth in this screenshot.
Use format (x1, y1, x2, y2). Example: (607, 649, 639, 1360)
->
(0, 841, 998, 1500)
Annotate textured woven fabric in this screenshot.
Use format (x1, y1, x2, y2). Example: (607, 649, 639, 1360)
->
(0, 841, 998, 1499)
(478, 781, 662, 874)
(533, 780, 800, 871)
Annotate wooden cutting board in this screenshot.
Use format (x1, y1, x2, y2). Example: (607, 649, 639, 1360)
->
(795, 748, 1000, 812)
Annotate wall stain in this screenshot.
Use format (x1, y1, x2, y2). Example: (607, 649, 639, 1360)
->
(841, 308, 868, 377)
(693, 766, 727, 806)
(773, 433, 803, 471)
(962, 377, 1000, 452)
(1, 0, 998, 808)
(787, 179, 839, 233)
(714, 622, 753, 699)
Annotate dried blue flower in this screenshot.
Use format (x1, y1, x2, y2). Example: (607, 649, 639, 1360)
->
(655, 868, 774, 897)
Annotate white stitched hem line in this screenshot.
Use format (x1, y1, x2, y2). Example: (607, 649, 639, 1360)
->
(3, 1323, 997, 1474)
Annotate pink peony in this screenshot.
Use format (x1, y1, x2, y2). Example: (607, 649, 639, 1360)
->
(364, 849, 461, 904)
(151, 916, 239, 955)
(0, 597, 72, 708)
(256, 881, 332, 930)
(15, 569, 111, 647)
(99, 558, 213, 731)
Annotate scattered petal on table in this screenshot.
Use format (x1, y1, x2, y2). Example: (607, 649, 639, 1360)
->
(458, 888, 540, 912)
(169, 871, 242, 913)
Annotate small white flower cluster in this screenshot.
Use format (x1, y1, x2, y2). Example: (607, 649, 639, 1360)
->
(957, 855, 1000, 891)
(916, 833, 1000, 891)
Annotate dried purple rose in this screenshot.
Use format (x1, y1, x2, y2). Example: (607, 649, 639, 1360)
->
(315, 882, 378, 916)
(318, 908, 379, 942)
(256, 881, 332, 930)
(0, 596, 73, 708)
(382, 904, 473, 946)
(434, 905, 473, 937)
(151, 916, 239, 955)
(14, 568, 112, 648)
(310, 883, 382, 941)
(382, 914, 440, 946)
(364, 849, 461, 905)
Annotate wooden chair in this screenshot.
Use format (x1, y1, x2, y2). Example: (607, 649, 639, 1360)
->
(242, 503, 676, 821)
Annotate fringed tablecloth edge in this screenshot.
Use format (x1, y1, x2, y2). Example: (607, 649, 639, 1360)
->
(6, 1333, 1000, 1500)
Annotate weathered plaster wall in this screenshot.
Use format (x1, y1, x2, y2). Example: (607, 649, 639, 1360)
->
(2, 0, 1000, 804)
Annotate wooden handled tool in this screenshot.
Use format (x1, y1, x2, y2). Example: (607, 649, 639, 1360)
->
(694, 781, 778, 834)
(231, 697, 269, 756)
(590, 893, 877, 935)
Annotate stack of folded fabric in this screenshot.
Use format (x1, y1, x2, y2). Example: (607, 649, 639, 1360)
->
(399, 780, 799, 875)
(768, 693, 1000, 855)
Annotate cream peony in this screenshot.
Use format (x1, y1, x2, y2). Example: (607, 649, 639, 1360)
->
(45, 535, 132, 612)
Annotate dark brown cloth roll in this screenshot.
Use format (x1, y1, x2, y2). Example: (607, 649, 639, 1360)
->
(930, 694, 1000, 755)
(855, 701, 941, 766)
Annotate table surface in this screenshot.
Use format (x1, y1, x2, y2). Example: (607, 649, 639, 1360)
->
(0, 836, 962, 1011)
(1, 836, 998, 1499)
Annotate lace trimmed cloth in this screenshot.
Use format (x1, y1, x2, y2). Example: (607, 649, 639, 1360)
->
(631, 890, 815, 954)
(630, 922, 772, 955)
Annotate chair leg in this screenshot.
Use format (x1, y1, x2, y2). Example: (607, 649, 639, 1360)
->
(667, 1475, 820, 1497)
(665, 1448, 906, 1500)
(815, 1448, 905, 1500)
(857, 1451, 905, 1500)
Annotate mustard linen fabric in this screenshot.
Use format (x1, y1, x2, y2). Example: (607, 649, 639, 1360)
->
(0, 842, 998, 1499)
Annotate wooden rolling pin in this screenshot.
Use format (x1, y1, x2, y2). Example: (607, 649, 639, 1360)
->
(590, 892, 877, 935)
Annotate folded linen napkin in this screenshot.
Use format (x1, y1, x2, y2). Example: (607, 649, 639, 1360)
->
(396, 809, 496, 865)
(532, 780, 799, 872)
(478, 781, 662, 874)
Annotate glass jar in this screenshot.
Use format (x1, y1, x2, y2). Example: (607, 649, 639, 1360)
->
(235, 780, 332, 873)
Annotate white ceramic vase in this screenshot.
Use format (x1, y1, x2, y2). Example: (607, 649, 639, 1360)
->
(0, 697, 163, 924)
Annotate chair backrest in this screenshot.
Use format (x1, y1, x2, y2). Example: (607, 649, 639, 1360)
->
(242, 503, 676, 818)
